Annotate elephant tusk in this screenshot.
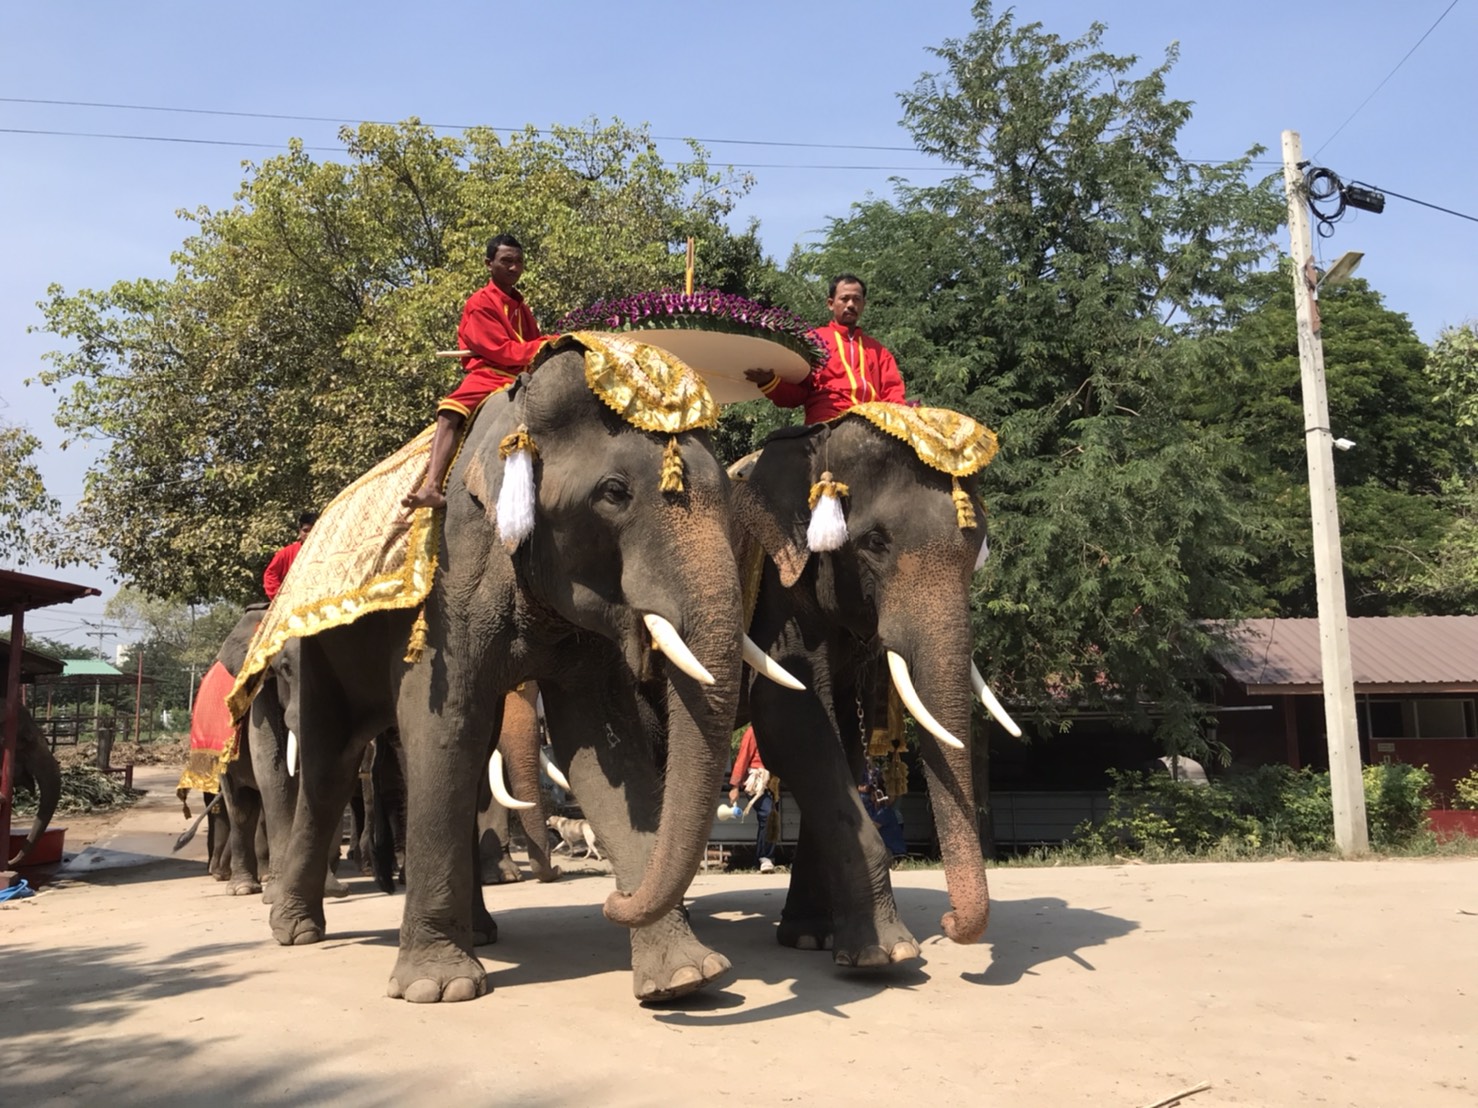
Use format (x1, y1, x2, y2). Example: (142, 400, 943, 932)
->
(489, 748, 535, 810)
(286, 729, 298, 778)
(886, 650, 965, 750)
(642, 613, 715, 686)
(971, 662, 1023, 738)
(539, 745, 571, 792)
(741, 634, 806, 691)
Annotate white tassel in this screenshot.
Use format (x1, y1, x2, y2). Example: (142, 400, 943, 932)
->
(495, 426, 537, 551)
(806, 472, 849, 552)
(974, 532, 990, 572)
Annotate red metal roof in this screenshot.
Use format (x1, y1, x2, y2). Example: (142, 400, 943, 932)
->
(1214, 616, 1478, 694)
(0, 568, 101, 614)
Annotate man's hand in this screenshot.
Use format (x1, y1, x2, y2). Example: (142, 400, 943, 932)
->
(743, 367, 776, 386)
(728, 787, 740, 804)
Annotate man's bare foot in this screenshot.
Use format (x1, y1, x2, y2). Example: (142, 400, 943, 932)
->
(401, 485, 447, 511)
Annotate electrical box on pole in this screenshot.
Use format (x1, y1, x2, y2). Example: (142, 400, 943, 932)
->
(1281, 129, 1370, 855)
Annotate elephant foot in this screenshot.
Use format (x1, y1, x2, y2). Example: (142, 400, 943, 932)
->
(631, 908, 732, 1004)
(494, 859, 524, 885)
(323, 871, 350, 899)
(269, 899, 326, 946)
(471, 903, 499, 947)
(210, 869, 231, 883)
(831, 917, 920, 970)
(776, 915, 833, 951)
(230, 877, 262, 897)
(386, 942, 487, 1004)
(534, 864, 563, 884)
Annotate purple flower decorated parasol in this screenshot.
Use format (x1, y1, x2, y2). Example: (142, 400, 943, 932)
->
(554, 288, 826, 406)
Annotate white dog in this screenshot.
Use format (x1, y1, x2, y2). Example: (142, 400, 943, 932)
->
(547, 815, 602, 861)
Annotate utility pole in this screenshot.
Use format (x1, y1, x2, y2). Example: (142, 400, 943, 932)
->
(1281, 129, 1369, 855)
(84, 621, 109, 733)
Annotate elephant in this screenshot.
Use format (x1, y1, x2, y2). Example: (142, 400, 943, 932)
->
(356, 691, 561, 892)
(4, 698, 62, 867)
(729, 414, 999, 967)
(190, 607, 346, 900)
(265, 342, 746, 1004)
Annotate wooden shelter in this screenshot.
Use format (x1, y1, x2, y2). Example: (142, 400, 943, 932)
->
(1, 569, 100, 875)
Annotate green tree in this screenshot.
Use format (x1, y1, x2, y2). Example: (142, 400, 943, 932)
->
(1425, 320, 1478, 429)
(33, 119, 757, 602)
(789, 2, 1286, 753)
(1213, 274, 1471, 615)
(0, 419, 58, 564)
(104, 586, 248, 712)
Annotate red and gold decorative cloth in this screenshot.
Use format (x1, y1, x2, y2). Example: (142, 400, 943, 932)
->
(178, 660, 245, 792)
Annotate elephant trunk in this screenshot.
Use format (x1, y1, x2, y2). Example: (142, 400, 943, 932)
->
(501, 689, 560, 882)
(603, 541, 741, 928)
(9, 743, 62, 867)
(882, 594, 989, 945)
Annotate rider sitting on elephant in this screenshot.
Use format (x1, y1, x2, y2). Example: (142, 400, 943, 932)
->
(402, 233, 559, 512)
(263, 511, 318, 600)
(743, 274, 906, 422)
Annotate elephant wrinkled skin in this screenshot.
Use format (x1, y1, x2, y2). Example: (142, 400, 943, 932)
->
(267, 348, 742, 1004)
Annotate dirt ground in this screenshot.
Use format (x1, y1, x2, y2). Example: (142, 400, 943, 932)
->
(3, 768, 1475, 1108)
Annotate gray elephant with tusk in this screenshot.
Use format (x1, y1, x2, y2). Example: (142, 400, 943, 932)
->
(251, 336, 765, 1004)
(729, 402, 1015, 967)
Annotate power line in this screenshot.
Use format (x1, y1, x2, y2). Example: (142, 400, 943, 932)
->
(0, 127, 949, 172)
(0, 95, 923, 154)
(1357, 179, 1478, 224)
(1312, 0, 1462, 158)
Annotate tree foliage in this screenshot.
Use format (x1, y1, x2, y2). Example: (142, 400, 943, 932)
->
(789, 2, 1286, 753)
(1210, 274, 1471, 615)
(34, 120, 758, 602)
(104, 586, 256, 711)
(0, 419, 57, 564)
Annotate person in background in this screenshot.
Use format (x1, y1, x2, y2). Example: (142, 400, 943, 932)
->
(263, 511, 318, 600)
(728, 725, 777, 873)
(860, 764, 908, 861)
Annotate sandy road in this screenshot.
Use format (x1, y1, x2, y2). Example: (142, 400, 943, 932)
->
(3, 771, 1474, 1107)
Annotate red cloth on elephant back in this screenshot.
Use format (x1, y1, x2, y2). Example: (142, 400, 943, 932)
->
(178, 660, 244, 792)
(439, 281, 556, 417)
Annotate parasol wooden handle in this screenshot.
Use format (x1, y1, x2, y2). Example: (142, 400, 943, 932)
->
(435, 349, 472, 358)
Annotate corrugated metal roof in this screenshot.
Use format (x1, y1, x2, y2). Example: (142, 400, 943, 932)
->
(59, 659, 124, 678)
(1213, 616, 1478, 693)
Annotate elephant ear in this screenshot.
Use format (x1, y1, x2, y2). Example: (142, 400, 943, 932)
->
(730, 424, 829, 589)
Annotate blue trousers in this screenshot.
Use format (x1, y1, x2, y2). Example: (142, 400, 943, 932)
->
(751, 791, 776, 863)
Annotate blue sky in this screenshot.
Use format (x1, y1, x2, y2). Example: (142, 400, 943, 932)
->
(3, 1, 1474, 650)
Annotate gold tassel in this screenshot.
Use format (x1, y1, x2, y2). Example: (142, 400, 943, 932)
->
(952, 476, 977, 530)
(404, 605, 429, 663)
(807, 472, 850, 509)
(659, 435, 684, 493)
(498, 425, 539, 461)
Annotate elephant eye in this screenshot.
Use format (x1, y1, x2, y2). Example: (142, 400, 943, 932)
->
(858, 528, 889, 554)
(596, 476, 632, 505)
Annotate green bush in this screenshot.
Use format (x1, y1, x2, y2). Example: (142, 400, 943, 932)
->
(1362, 762, 1432, 848)
(1072, 762, 1434, 857)
(1451, 769, 1478, 811)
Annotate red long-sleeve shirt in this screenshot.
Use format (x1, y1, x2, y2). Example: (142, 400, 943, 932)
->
(459, 281, 547, 373)
(439, 282, 554, 417)
(263, 541, 302, 600)
(759, 321, 905, 423)
(729, 726, 765, 788)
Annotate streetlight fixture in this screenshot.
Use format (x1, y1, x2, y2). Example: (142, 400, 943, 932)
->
(1320, 251, 1364, 288)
